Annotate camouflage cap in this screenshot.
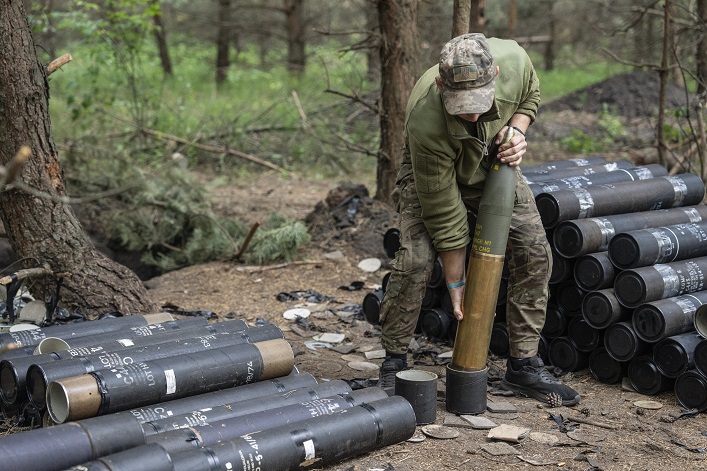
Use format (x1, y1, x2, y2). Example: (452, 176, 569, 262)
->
(438, 33, 497, 115)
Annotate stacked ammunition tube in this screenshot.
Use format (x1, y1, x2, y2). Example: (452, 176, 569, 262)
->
(533, 158, 707, 410)
(0, 313, 416, 470)
(365, 157, 707, 411)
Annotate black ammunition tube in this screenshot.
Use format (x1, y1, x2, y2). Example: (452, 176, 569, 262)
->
(142, 380, 353, 435)
(541, 302, 568, 338)
(536, 173, 705, 229)
(0, 313, 173, 351)
(567, 316, 603, 353)
(614, 256, 707, 308)
(605, 321, 649, 362)
(527, 164, 668, 197)
(522, 156, 609, 174)
(383, 227, 401, 259)
(609, 220, 707, 270)
(419, 308, 453, 341)
(547, 336, 589, 372)
(549, 249, 574, 285)
(35, 317, 224, 354)
(589, 346, 627, 384)
(168, 396, 416, 471)
(0, 412, 145, 471)
(652, 330, 703, 378)
(429, 257, 445, 289)
(146, 388, 388, 454)
(582, 288, 631, 329)
(674, 369, 707, 412)
(554, 280, 586, 317)
(696, 338, 707, 377)
(28, 324, 283, 410)
(574, 252, 616, 292)
(421, 286, 442, 310)
(47, 338, 294, 423)
(0, 374, 318, 471)
(64, 443, 173, 471)
(632, 291, 707, 342)
(362, 288, 383, 325)
(0, 319, 249, 406)
(553, 205, 707, 258)
(628, 355, 675, 395)
(488, 322, 509, 358)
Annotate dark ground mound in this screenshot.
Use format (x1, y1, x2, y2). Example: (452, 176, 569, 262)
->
(542, 71, 693, 117)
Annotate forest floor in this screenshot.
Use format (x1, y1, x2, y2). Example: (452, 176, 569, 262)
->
(3, 71, 706, 470)
(144, 72, 707, 471)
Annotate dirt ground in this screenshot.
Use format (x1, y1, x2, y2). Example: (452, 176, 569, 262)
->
(4, 72, 707, 470)
(144, 73, 707, 470)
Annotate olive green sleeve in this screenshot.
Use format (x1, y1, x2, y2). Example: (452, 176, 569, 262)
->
(408, 133, 471, 252)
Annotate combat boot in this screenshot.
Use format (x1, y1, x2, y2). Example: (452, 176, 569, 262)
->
(377, 356, 407, 396)
(501, 356, 580, 406)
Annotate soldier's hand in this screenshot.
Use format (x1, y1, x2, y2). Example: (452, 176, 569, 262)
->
(496, 126, 526, 167)
(449, 285, 465, 321)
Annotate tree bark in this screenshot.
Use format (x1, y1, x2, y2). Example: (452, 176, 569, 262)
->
(284, 0, 306, 75)
(469, 0, 486, 34)
(216, 0, 232, 85)
(544, 0, 556, 71)
(375, 0, 419, 205)
(0, 1, 157, 319)
(508, 0, 517, 38)
(697, 0, 707, 95)
(453, 0, 471, 37)
(151, 0, 173, 76)
(657, 0, 673, 167)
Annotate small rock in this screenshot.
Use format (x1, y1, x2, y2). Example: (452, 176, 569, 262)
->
(486, 401, 518, 414)
(459, 414, 497, 430)
(421, 424, 459, 439)
(487, 424, 530, 443)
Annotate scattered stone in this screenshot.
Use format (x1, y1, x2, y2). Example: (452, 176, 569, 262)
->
(421, 424, 460, 439)
(283, 308, 311, 320)
(529, 432, 560, 446)
(487, 424, 530, 443)
(304, 341, 331, 350)
(443, 413, 473, 429)
(480, 442, 519, 456)
(459, 414, 497, 430)
(634, 400, 663, 410)
(517, 455, 559, 466)
(341, 354, 364, 362)
(323, 250, 344, 260)
(437, 351, 453, 359)
(364, 349, 387, 360)
(358, 258, 382, 273)
(407, 430, 426, 443)
(487, 401, 518, 414)
(331, 344, 356, 354)
(347, 361, 379, 372)
(315, 333, 346, 343)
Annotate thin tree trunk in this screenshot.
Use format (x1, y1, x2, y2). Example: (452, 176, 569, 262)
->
(697, 0, 707, 94)
(469, 0, 486, 34)
(657, 0, 673, 167)
(375, 0, 419, 204)
(151, 0, 172, 76)
(216, 0, 232, 85)
(0, 1, 157, 319)
(545, 0, 556, 71)
(284, 0, 306, 75)
(366, 6, 381, 85)
(508, 0, 517, 38)
(453, 0, 471, 37)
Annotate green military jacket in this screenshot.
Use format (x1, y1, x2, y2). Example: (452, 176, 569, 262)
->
(401, 37, 540, 252)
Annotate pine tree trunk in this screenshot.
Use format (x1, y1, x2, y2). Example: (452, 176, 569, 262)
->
(375, 0, 420, 205)
(216, 0, 232, 84)
(0, 1, 157, 319)
(284, 0, 306, 74)
(151, 0, 173, 76)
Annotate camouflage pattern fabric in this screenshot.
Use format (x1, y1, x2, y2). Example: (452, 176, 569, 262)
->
(379, 166, 550, 358)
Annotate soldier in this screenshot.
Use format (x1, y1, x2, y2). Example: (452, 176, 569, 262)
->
(377, 33, 580, 406)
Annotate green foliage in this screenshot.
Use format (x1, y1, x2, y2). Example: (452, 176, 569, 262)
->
(245, 214, 311, 265)
(559, 105, 626, 153)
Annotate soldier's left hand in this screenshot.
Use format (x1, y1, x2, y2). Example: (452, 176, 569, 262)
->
(495, 126, 526, 167)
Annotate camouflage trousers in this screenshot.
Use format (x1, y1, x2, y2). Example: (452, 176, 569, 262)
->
(379, 167, 551, 359)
